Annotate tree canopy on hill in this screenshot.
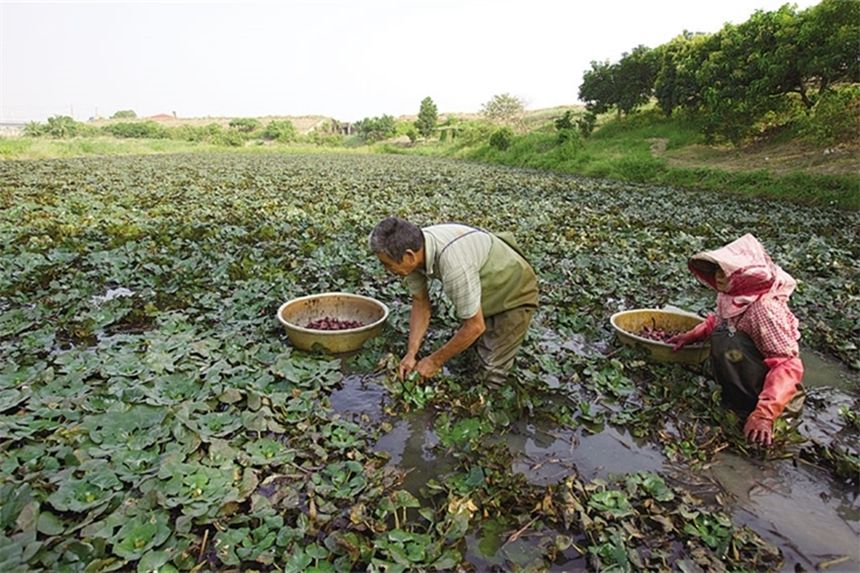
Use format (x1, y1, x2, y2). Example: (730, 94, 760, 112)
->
(481, 93, 526, 127)
(578, 0, 860, 144)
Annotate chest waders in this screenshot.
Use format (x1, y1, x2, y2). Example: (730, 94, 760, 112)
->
(710, 323, 766, 416)
(710, 323, 804, 418)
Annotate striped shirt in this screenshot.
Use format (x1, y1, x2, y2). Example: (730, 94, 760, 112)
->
(405, 224, 493, 319)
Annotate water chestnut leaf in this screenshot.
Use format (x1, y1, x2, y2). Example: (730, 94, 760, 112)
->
(588, 490, 635, 518)
(36, 511, 66, 536)
(136, 549, 171, 573)
(111, 512, 170, 560)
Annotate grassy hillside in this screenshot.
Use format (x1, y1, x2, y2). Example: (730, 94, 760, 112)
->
(392, 107, 860, 210)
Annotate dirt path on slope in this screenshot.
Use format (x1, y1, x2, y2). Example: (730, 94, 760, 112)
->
(648, 137, 859, 177)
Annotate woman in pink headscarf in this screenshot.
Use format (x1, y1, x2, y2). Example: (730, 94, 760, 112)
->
(669, 234, 804, 447)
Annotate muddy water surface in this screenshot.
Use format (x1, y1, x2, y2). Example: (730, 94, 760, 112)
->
(330, 350, 859, 571)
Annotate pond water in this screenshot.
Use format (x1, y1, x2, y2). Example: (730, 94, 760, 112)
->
(91, 286, 134, 305)
(708, 452, 859, 571)
(801, 346, 859, 393)
(329, 350, 859, 571)
(504, 422, 665, 486)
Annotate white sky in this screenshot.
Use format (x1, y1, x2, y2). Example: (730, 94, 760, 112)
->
(0, 0, 821, 123)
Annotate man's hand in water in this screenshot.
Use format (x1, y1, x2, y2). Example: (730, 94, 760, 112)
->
(398, 353, 417, 380)
(414, 355, 442, 380)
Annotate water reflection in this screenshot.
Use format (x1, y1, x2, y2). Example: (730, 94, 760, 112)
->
(505, 422, 665, 485)
(465, 519, 588, 572)
(328, 375, 387, 419)
(708, 452, 860, 571)
(372, 412, 456, 494)
(329, 376, 456, 494)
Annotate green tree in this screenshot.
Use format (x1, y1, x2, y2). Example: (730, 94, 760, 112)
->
(44, 115, 79, 138)
(262, 120, 297, 142)
(228, 118, 261, 133)
(489, 127, 514, 150)
(800, 85, 860, 144)
(354, 115, 396, 142)
(480, 93, 525, 126)
(576, 111, 598, 138)
(102, 121, 167, 139)
(212, 129, 245, 147)
(414, 97, 438, 138)
(796, 0, 860, 99)
(614, 46, 658, 115)
(578, 60, 617, 115)
(695, 7, 803, 142)
(169, 124, 209, 142)
(110, 110, 137, 119)
(554, 110, 576, 142)
(653, 32, 711, 116)
(579, 47, 657, 118)
(23, 121, 46, 137)
(554, 110, 574, 131)
(582, 0, 860, 144)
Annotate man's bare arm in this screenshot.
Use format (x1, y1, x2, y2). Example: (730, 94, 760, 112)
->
(406, 290, 432, 357)
(415, 309, 486, 378)
(399, 290, 432, 379)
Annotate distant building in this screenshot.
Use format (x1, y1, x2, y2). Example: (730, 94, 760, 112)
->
(147, 113, 176, 121)
(330, 120, 353, 135)
(0, 122, 26, 137)
(436, 125, 461, 142)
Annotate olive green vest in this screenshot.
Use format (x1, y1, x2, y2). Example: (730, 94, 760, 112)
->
(478, 232, 539, 317)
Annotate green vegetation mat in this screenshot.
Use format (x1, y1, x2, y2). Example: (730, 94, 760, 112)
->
(0, 153, 857, 571)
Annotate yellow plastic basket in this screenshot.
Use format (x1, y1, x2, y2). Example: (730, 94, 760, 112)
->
(610, 308, 710, 364)
(277, 292, 389, 354)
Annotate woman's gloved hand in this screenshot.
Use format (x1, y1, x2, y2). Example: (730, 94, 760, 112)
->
(743, 356, 804, 447)
(743, 414, 773, 446)
(668, 314, 716, 351)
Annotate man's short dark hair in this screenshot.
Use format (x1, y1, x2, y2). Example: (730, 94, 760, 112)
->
(369, 217, 424, 262)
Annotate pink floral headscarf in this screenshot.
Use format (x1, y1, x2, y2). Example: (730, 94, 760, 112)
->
(688, 234, 797, 319)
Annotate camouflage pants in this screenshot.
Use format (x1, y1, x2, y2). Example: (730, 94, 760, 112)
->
(474, 306, 536, 387)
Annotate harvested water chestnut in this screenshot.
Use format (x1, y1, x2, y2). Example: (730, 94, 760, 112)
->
(305, 316, 365, 331)
(635, 325, 682, 342)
